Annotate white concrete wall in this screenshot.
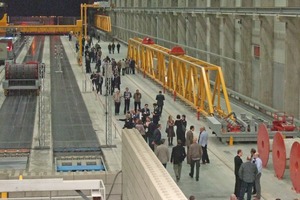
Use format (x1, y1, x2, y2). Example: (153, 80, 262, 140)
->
(122, 129, 187, 200)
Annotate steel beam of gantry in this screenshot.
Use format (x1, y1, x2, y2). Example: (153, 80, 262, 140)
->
(94, 15, 112, 32)
(128, 37, 232, 117)
(81, 3, 101, 39)
(0, 21, 82, 34)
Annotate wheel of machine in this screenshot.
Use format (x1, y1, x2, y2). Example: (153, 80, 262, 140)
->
(257, 123, 271, 167)
(290, 140, 300, 193)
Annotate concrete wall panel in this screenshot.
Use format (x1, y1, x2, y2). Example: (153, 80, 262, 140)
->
(273, 62, 285, 110)
(122, 129, 187, 200)
(197, 0, 207, 7)
(284, 19, 300, 118)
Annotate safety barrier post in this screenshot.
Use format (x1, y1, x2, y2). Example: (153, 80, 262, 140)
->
(173, 90, 176, 101)
(197, 108, 200, 120)
(229, 136, 234, 146)
(1, 192, 7, 198)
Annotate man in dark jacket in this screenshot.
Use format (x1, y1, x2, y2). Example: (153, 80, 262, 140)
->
(152, 124, 162, 151)
(152, 103, 160, 124)
(141, 104, 150, 123)
(129, 59, 136, 74)
(146, 117, 157, 151)
(170, 139, 186, 182)
(238, 156, 258, 200)
(234, 149, 243, 198)
(156, 91, 165, 115)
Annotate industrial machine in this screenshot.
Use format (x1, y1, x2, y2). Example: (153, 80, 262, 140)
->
(2, 60, 45, 95)
(207, 111, 299, 143)
(0, 36, 19, 64)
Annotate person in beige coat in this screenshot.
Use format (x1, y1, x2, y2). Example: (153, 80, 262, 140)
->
(155, 139, 170, 168)
(188, 137, 202, 181)
(185, 125, 195, 164)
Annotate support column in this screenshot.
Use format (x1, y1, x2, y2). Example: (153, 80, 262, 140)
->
(163, 0, 171, 7)
(170, 14, 178, 44)
(177, 14, 186, 45)
(151, 15, 157, 41)
(221, 0, 235, 89)
(145, 14, 151, 35)
(284, 18, 300, 118)
(162, 14, 171, 48)
(196, 14, 207, 60)
(238, 16, 253, 96)
(197, 0, 207, 7)
(221, 15, 235, 89)
(208, 16, 220, 66)
(178, 0, 186, 7)
(208, 0, 220, 66)
(125, 14, 129, 39)
(156, 14, 162, 44)
(259, 0, 274, 105)
(188, 0, 197, 7)
(129, 13, 134, 38)
(140, 13, 146, 35)
(157, 0, 163, 7)
(235, 0, 253, 95)
(187, 14, 196, 57)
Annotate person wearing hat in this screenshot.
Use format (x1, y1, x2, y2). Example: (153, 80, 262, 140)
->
(170, 139, 186, 182)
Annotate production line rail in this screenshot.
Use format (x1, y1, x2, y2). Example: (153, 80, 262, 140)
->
(0, 36, 44, 153)
(0, 36, 103, 172)
(49, 36, 101, 151)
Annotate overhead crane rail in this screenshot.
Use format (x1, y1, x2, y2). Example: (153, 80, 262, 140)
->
(113, 7, 300, 17)
(0, 20, 82, 35)
(127, 37, 232, 117)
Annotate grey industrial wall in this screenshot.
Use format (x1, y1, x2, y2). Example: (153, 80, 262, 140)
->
(108, 0, 300, 119)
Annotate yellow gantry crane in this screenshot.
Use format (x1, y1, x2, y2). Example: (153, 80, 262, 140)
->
(128, 37, 232, 117)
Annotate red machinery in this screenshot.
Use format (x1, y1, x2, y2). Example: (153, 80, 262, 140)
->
(271, 112, 296, 132)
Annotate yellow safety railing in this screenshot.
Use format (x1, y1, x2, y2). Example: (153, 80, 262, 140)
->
(94, 15, 111, 32)
(127, 37, 232, 117)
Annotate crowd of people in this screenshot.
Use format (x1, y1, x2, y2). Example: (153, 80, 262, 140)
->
(78, 35, 266, 200)
(234, 148, 262, 200)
